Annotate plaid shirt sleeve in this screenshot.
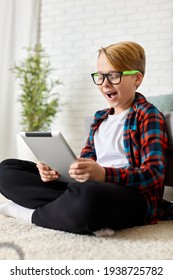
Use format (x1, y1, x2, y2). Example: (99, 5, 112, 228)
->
(80, 109, 110, 161)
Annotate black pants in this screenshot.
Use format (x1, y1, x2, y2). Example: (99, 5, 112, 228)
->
(0, 159, 148, 234)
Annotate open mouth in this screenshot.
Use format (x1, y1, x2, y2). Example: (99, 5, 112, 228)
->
(106, 92, 117, 99)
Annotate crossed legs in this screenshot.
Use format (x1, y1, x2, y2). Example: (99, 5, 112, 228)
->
(0, 159, 148, 234)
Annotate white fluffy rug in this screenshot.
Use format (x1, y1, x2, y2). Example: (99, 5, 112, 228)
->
(0, 194, 173, 260)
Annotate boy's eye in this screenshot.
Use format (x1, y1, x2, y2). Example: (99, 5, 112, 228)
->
(108, 73, 120, 79)
(98, 74, 103, 79)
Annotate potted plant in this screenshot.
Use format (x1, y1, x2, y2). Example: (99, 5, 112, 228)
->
(11, 44, 61, 160)
(11, 44, 61, 131)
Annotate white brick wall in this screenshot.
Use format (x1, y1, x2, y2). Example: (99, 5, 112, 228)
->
(39, 0, 173, 155)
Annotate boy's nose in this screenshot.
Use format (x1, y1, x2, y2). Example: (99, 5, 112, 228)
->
(102, 76, 112, 87)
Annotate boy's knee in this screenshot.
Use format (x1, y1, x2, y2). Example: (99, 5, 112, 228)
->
(0, 158, 19, 167)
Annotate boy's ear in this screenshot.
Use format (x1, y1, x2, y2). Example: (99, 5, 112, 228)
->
(135, 72, 143, 88)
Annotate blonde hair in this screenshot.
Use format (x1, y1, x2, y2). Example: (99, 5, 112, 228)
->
(98, 41, 146, 75)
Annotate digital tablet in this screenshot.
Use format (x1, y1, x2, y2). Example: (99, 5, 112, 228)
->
(20, 131, 77, 183)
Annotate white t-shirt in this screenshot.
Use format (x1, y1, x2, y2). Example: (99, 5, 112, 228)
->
(94, 108, 130, 168)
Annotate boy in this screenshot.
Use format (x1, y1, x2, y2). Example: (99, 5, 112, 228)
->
(0, 41, 169, 234)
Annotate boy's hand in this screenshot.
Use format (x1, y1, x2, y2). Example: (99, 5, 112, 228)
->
(69, 158, 105, 182)
(36, 161, 59, 182)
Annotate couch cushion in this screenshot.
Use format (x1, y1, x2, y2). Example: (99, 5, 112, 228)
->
(147, 93, 173, 113)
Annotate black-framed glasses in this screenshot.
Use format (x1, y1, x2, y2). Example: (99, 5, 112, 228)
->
(91, 70, 140, 85)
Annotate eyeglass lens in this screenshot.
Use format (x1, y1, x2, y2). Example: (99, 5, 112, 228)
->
(92, 72, 121, 85)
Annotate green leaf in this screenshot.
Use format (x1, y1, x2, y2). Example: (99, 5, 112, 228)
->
(11, 44, 62, 131)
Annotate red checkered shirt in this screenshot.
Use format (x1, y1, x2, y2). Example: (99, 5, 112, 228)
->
(80, 92, 169, 224)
